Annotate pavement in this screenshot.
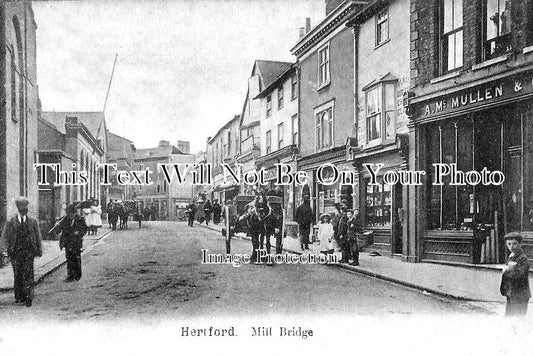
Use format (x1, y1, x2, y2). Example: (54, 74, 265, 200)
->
(0, 227, 112, 291)
(195, 221, 522, 306)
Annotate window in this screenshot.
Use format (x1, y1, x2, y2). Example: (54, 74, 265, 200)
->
(318, 44, 330, 87)
(365, 177, 392, 227)
(426, 120, 475, 230)
(440, 0, 463, 73)
(291, 74, 298, 100)
(227, 131, 231, 156)
(215, 143, 219, 166)
(266, 130, 272, 154)
(266, 94, 272, 117)
(278, 87, 284, 109)
(278, 123, 284, 149)
(376, 8, 389, 46)
(365, 82, 396, 144)
(291, 114, 298, 145)
(315, 106, 333, 151)
(484, 0, 511, 60)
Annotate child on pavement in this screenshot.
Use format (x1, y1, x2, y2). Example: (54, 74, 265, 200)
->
(318, 213, 334, 255)
(500, 232, 531, 316)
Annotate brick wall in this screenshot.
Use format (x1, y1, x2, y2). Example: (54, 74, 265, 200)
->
(411, 0, 533, 90)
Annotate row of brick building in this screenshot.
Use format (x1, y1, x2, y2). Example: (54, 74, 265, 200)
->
(203, 0, 533, 264)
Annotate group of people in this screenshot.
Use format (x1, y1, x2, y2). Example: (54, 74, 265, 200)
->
(185, 199, 222, 227)
(0, 195, 530, 317)
(296, 198, 363, 266)
(107, 199, 142, 230)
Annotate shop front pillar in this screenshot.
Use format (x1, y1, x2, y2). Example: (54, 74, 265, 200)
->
(405, 121, 425, 262)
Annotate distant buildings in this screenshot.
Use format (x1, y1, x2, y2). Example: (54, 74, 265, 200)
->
(206, 115, 241, 204)
(132, 140, 194, 220)
(37, 112, 107, 235)
(106, 131, 136, 202)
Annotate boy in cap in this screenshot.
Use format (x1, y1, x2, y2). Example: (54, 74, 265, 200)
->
(0, 197, 42, 306)
(500, 232, 531, 316)
(55, 204, 87, 281)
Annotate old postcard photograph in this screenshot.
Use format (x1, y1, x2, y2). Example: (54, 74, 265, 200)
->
(0, 0, 533, 354)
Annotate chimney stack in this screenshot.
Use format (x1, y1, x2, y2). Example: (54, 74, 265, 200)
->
(305, 17, 311, 34)
(298, 27, 306, 39)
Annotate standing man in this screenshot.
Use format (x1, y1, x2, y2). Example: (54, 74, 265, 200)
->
(203, 200, 212, 226)
(212, 200, 222, 225)
(295, 195, 314, 250)
(55, 205, 87, 282)
(186, 201, 196, 227)
(500, 232, 531, 316)
(0, 197, 42, 306)
(345, 209, 363, 266)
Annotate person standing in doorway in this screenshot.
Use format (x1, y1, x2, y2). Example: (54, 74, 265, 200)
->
(500, 232, 530, 316)
(0, 197, 43, 307)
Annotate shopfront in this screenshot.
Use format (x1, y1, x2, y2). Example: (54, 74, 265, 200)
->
(351, 146, 406, 256)
(297, 147, 355, 222)
(411, 71, 533, 263)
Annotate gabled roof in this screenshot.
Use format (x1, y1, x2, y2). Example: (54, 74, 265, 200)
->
(255, 64, 297, 99)
(107, 131, 134, 144)
(41, 111, 105, 139)
(208, 115, 241, 144)
(239, 60, 292, 128)
(254, 60, 292, 90)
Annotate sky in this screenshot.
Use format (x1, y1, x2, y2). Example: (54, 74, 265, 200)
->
(33, 0, 325, 153)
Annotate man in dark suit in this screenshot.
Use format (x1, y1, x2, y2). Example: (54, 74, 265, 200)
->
(55, 204, 87, 281)
(0, 197, 42, 307)
(186, 201, 196, 227)
(500, 232, 531, 316)
(295, 196, 314, 250)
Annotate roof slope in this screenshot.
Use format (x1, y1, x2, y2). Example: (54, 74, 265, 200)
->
(255, 60, 292, 90)
(41, 111, 105, 139)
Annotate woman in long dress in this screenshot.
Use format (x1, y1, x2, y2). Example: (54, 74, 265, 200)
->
(318, 213, 334, 254)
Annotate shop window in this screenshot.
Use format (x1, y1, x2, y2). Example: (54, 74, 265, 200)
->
(365, 177, 392, 227)
(426, 120, 475, 230)
(376, 8, 389, 46)
(318, 44, 330, 88)
(483, 0, 511, 61)
(365, 82, 396, 145)
(315, 105, 334, 151)
(440, 0, 463, 73)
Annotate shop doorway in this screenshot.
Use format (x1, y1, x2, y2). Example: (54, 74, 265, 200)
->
(392, 183, 403, 255)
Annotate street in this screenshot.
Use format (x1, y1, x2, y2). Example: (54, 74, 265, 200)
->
(0, 221, 486, 321)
